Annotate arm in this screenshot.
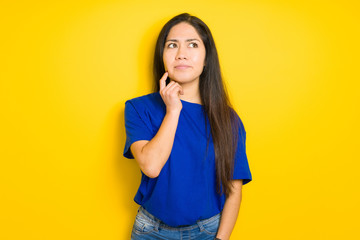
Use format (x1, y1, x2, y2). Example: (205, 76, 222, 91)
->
(131, 111, 180, 178)
(130, 72, 184, 178)
(216, 179, 243, 240)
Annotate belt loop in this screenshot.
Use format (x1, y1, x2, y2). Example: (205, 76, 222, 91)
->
(154, 219, 160, 232)
(197, 219, 205, 232)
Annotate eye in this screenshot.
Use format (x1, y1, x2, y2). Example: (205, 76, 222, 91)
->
(167, 43, 177, 48)
(189, 42, 198, 48)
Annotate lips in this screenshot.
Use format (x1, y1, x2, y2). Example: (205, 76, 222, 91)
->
(175, 65, 191, 69)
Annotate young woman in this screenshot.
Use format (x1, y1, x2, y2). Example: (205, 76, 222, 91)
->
(123, 13, 252, 240)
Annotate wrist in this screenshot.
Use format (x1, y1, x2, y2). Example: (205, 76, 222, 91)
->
(166, 108, 182, 115)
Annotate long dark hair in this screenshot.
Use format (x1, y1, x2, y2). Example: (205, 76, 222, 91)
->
(153, 13, 239, 198)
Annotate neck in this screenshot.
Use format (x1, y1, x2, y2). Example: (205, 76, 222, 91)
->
(178, 79, 202, 104)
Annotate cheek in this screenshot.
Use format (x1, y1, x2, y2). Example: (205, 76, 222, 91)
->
(162, 54, 171, 69)
(162, 55, 167, 67)
(193, 53, 206, 67)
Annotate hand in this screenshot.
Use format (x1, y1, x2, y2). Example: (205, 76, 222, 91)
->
(159, 72, 184, 113)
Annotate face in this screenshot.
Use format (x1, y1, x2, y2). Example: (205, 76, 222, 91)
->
(163, 22, 206, 85)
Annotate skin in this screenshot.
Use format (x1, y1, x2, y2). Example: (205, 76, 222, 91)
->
(130, 22, 242, 239)
(216, 179, 243, 240)
(163, 22, 206, 105)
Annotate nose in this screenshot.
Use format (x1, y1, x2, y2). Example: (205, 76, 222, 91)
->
(175, 45, 187, 60)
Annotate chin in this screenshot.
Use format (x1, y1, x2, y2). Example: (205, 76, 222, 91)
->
(171, 77, 193, 84)
(169, 73, 199, 84)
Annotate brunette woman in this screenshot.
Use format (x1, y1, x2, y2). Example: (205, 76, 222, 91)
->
(123, 13, 252, 240)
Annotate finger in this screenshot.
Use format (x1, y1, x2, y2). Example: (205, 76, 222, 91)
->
(178, 85, 184, 95)
(167, 82, 182, 97)
(159, 72, 169, 91)
(169, 81, 182, 93)
(162, 81, 175, 95)
(174, 85, 183, 97)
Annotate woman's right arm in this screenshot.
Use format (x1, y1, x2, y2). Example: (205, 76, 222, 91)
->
(130, 72, 183, 178)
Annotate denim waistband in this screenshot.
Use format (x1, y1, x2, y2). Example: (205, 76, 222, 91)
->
(137, 205, 221, 231)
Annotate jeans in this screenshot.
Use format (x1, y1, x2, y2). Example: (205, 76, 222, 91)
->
(131, 206, 221, 240)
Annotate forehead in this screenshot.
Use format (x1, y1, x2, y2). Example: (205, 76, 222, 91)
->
(166, 22, 202, 41)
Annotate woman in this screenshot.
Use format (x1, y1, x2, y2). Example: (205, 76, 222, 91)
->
(123, 13, 252, 240)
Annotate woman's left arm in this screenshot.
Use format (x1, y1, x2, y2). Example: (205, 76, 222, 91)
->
(215, 179, 243, 240)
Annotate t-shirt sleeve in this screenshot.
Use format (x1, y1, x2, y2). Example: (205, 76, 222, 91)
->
(232, 114, 252, 185)
(123, 100, 154, 159)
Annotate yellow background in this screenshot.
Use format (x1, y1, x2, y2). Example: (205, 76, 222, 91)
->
(1, 0, 359, 239)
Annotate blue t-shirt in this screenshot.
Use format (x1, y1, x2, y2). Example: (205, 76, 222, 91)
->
(123, 92, 252, 227)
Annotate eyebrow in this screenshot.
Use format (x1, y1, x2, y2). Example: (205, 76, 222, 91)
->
(165, 38, 201, 43)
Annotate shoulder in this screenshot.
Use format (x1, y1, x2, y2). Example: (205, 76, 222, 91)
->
(230, 108, 245, 131)
(125, 92, 165, 119)
(229, 107, 247, 143)
(125, 92, 161, 105)
(125, 92, 163, 109)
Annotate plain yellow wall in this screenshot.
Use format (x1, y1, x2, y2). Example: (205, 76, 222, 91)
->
(1, 0, 359, 239)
